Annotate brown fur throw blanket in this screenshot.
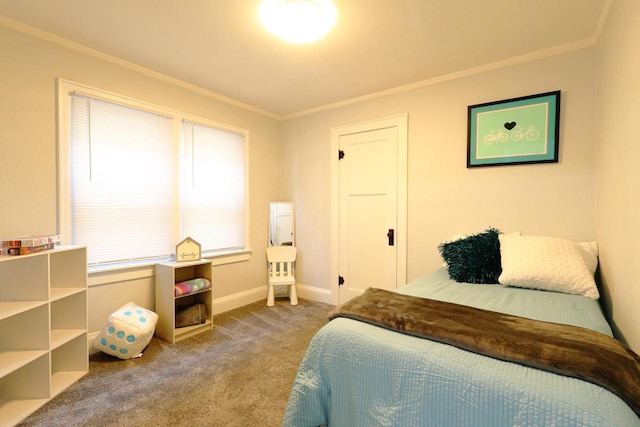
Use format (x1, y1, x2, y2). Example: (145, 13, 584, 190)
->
(329, 287, 640, 417)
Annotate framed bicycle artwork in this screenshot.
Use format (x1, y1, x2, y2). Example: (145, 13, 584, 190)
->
(467, 90, 561, 167)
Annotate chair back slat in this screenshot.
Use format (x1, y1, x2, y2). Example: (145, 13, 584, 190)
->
(267, 246, 297, 280)
(269, 261, 294, 276)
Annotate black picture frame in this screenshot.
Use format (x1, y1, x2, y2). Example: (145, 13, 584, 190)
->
(467, 90, 561, 167)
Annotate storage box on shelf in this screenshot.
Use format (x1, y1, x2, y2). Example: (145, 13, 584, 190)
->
(0, 246, 88, 427)
(155, 259, 213, 344)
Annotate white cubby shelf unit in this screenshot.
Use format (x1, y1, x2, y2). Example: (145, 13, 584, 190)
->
(0, 246, 88, 427)
(155, 259, 213, 344)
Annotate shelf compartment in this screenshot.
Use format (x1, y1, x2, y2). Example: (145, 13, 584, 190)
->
(49, 247, 87, 291)
(0, 255, 49, 302)
(175, 292, 212, 321)
(0, 350, 48, 379)
(174, 290, 213, 343)
(50, 286, 85, 303)
(51, 335, 88, 398)
(51, 329, 86, 351)
(0, 354, 50, 426)
(51, 291, 87, 336)
(173, 261, 212, 284)
(0, 305, 49, 353)
(0, 301, 47, 321)
(0, 354, 49, 397)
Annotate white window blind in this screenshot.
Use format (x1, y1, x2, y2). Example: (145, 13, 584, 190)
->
(62, 82, 250, 268)
(182, 121, 245, 252)
(70, 95, 176, 265)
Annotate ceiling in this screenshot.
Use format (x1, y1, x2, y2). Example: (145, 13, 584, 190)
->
(0, 0, 610, 119)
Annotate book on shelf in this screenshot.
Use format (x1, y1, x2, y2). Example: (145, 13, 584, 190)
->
(1, 242, 55, 256)
(1, 234, 61, 248)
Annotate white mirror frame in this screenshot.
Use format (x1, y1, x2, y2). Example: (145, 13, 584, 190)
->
(269, 202, 294, 246)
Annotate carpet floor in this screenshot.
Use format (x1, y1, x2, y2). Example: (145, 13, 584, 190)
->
(18, 298, 334, 427)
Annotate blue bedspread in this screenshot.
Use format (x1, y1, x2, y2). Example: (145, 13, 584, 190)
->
(283, 268, 640, 427)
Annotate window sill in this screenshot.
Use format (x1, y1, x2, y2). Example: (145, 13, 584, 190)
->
(87, 248, 253, 287)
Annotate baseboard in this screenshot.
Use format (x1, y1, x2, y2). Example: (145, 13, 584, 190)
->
(212, 283, 333, 312)
(211, 286, 267, 315)
(296, 283, 333, 305)
(88, 283, 333, 355)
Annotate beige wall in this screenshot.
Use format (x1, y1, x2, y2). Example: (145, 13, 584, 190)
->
(3, 4, 638, 355)
(595, 0, 640, 352)
(285, 48, 598, 294)
(285, 4, 640, 353)
(0, 25, 284, 333)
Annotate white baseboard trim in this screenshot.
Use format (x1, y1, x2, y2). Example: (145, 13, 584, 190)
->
(211, 286, 267, 315)
(212, 283, 333, 313)
(296, 283, 333, 305)
(88, 283, 333, 355)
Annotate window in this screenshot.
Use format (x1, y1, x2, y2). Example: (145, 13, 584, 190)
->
(182, 122, 245, 251)
(58, 80, 249, 267)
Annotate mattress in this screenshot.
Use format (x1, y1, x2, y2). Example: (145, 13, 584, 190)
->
(282, 268, 639, 427)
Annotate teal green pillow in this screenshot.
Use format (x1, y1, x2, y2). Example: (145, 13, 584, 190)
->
(438, 228, 502, 284)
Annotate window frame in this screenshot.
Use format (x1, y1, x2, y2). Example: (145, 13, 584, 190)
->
(57, 78, 251, 274)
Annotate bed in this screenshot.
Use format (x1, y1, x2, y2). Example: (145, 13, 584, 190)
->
(282, 231, 640, 427)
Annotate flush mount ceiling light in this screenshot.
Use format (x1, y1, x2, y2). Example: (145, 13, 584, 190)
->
(259, 0, 337, 44)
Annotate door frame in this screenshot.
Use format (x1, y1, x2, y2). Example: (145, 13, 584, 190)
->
(330, 114, 408, 305)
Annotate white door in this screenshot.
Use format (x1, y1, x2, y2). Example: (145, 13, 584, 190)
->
(332, 115, 407, 305)
(339, 127, 397, 302)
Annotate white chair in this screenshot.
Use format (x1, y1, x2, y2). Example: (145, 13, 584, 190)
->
(266, 246, 298, 306)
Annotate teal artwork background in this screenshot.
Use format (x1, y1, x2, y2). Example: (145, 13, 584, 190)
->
(476, 103, 547, 159)
(468, 91, 559, 167)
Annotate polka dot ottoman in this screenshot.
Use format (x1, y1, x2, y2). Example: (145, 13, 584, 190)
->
(94, 302, 158, 359)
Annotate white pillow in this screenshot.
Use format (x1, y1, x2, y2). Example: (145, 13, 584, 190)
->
(498, 234, 599, 299)
(578, 241, 599, 274)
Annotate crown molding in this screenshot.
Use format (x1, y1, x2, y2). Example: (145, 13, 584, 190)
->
(0, 16, 284, 121)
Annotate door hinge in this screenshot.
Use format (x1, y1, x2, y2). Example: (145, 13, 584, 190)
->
(338, 275, 345, 286)
(338, 150, 345, 160)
